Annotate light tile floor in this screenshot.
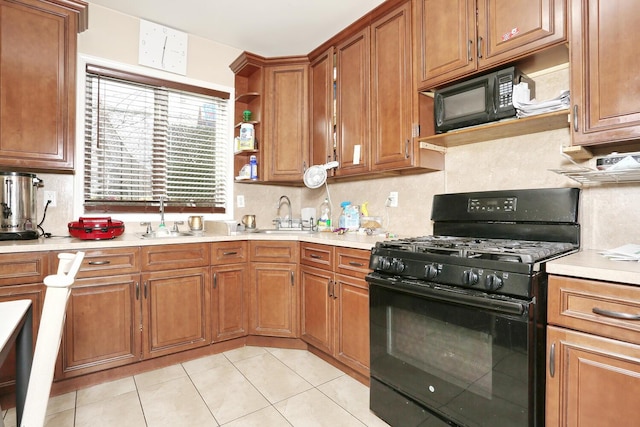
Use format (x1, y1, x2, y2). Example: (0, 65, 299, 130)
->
(2, 346, 390, 427)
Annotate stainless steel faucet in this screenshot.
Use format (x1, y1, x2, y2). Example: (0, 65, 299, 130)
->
(277, 195, 292, 229)
(159, 197, 166, 228)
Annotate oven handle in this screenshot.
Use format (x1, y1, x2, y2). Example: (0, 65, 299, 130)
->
(368, 277, 526, 316)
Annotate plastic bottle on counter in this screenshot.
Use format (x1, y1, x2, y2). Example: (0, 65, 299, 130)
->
(338, 201, 360, 231)
(249, 155, 258, 180)
(317, 197, 332, 231)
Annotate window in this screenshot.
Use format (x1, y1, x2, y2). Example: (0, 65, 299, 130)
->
(83, 64, 230, 214)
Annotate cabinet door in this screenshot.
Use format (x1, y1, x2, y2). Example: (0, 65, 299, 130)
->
(416, 0, 476, 89)
(300, 265, 333, 354)
(0, 0, 83, 171)
(333, 273, 369, 376)
(371, 1, 414, 171)
(547, 326, 640, 426)
(477, 0, 566, 68)
(59, 275, 141, 378)
(212, 264, 248, 342)
(335, 28, 370, 176)
(263, 63, 309, 181)
(142, 267, 210, 358)
(249, 262, 299, 337)
(570, 0, 640, 146)
(0, 284, 44, 393)
(309, 48, 335, 168)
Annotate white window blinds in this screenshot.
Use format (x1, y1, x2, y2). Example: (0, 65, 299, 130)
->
(84, 65, 230, 213)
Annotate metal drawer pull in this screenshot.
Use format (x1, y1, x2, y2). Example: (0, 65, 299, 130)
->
(222, 251, 238, 256)
(88, 260, 111, 265)
(549, 342, 555, 378)
(592, 307, 640, 320)
(573, 105, 579, 132)
(213, 273, 217, 289)
(467, 39, 473, 61)
(135, 282, 140, 300)
(477, 36, 483, 58)
(328, 279, 333, 298)
(310, 254, 322, 259)
(348, 261, 364, 267)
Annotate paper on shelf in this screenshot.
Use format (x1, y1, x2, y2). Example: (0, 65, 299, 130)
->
(600, 244, 640, 261)
(513, 89, 570, 118)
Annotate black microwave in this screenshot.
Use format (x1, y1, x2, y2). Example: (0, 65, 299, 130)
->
(433, 66, 534, 133)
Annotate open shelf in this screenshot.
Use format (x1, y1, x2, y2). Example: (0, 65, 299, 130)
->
(417, 110, 570, 147)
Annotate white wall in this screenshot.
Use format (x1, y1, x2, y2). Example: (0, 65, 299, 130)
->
(41, 4, 640, 251)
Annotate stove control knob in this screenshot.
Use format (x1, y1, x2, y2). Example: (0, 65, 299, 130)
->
(392, 258, 406, 273)
(424, 264, 439, 280)
(485, 274, 504, 291)
(462, 270, 479, 286)
(378, 257, 392, 271)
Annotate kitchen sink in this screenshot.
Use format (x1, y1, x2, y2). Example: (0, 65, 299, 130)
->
(140, 230, 196, 239)
(254, 229, 316, 234)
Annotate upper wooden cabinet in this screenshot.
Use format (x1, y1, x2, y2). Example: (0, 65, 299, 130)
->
(309, 48, 334, 168)
(569, 0, 640, 147)
(335, 28, 371, 177)
(416, 0, 566, 89)
(230, 54, 309, 183)
(0, 0, 88, 172)
(263, 59, 310, 182)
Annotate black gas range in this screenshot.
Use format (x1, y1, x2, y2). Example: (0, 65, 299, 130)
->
(367, 188, 580, 427)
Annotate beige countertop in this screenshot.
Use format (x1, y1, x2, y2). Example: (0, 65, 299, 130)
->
(547, 249, 640, 286)
(0, 230, 388, 254)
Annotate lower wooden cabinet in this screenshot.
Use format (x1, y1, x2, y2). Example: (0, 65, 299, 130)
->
(249, 241, 299, 338)
(300, 243, 370, 376)
(546, 275, 640, 426)
(141, 267, 211, 358)
(59, 275, 141, 378)
(211, 241, 249, 342)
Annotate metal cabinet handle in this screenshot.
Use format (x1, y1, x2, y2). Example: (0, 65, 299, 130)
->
(332, 281, 338, 299)
(467, 39, 473, 61)
(593, 307, 640, 320)
(222, 251, 238, 256)
(328, 279, 333, 298)
(213, 273, 217, 289)
(477, 36, 483, 59)
(348, 261, 364, 267)
(549, 342, 556, 378)
(573, 105, 579, 132)
(291, 271, 294, 286)
(88, 260, 111, 265)
(135, 282, 140, 300)
(405, 139, 409, 158)
(144, 281, 148, 299)
(310, 253, 322, 259)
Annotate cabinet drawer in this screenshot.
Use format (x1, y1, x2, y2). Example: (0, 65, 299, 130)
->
(141, 243, 210, 271)
(250, 241, 298, 262)
(300, 242, 334, 269)
(211, 241, 248, 265)
(335, 247, 371, 278)
(549, 275, 640, 344)
(53, 247, 140, 279)
(0, 252, 49, 286)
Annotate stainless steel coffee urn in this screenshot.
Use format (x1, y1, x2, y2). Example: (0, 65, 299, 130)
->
(0, 171, 43, 240)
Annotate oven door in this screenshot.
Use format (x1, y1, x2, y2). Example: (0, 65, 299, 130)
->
(368, 274, 544, 427)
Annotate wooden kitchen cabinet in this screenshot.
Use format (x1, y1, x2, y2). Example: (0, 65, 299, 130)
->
(55, 248, 141, 378)
(334, 27, 371, 177)
(211, 241, 249, 342)
(263, 60, 310, 182)
(569, 0, 640, 147)
(370, 0, 414, 171)
(249, 241, 299, 337)
(0, 251, 48, 396)
(309, 47, 335, 168)
(546, 275, 640, 426)
(141, 243, 211, 358)
(416, 0, 566, 89)
(300, 243, 370, 376)
(0, 0, 87, 172)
